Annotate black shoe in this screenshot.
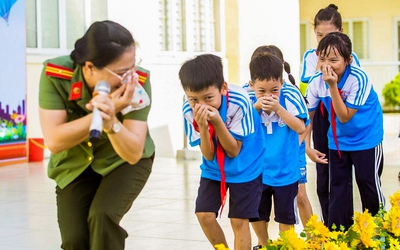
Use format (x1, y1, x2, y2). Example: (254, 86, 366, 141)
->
(253, 245, 263, 250)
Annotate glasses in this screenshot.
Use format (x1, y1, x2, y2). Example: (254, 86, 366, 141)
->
(104, 57, 142, 84)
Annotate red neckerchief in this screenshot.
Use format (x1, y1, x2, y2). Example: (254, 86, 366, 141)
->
(192, 92, 229, 217)
(330, 89, 342, 158)
(328, 65, 351, 159)
(319, 102, 325, 117)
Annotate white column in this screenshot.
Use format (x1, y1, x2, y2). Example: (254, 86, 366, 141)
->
(237, 0, 300, 84)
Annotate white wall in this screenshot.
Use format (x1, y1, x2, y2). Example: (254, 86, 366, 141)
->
(26, 0, 300, 158)
(237, 0, 300, 85)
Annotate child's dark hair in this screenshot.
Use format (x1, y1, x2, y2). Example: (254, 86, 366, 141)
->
(250, 46, 308, 104)
(317, 32, 352, 64)
(249, 53, 283, 83)
(179, 54, 225, 92)
(250, 45, 296, 86)
(70, 20, 135, 68)
(313, 4, 342, 30)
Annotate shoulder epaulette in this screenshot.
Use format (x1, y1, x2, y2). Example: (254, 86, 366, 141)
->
(45, 63, 74, 80)
(136, 70, 148, 86)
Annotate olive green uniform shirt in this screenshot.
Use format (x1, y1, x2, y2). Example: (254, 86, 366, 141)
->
(39, 56, 155, 189)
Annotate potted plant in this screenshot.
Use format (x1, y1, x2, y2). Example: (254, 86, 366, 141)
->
(382, 72, 400, 112)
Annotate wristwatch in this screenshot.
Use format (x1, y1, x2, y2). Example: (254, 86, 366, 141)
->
(105, 122, 121, 134)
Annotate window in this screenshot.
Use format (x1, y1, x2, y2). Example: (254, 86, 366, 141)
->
(159, 0, 221, 52)
(397, 20, 400, 63)
(299, 22, 310, 62)
(343, 19, 370, 60)
(26, 0, 108, 53)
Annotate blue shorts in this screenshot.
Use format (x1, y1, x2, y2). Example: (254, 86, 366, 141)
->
(299, 165, 307, 184)
(299, 141, 307, 184)
(250, 181, 298, 224)
(195, 175, 262, 219)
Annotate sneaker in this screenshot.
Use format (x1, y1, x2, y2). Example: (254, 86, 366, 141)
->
(253, 245, 263, 250)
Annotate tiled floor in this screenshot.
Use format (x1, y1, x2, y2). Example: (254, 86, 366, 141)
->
(0, 114, 399, 250)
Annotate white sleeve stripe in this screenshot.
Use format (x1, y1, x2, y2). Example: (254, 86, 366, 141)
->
(351, 67, 369, 106)
(229, 91, 255, 135)
(229, 99, 254, 135)
(301, 49, 317, 82)
(308, 71, 322, 83)
(282, 86, 308, 113)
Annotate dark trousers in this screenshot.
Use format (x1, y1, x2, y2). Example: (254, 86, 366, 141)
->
(56, 156, 153, 250)
(312, 103, 353, 226)
(328, 144, 384, 230)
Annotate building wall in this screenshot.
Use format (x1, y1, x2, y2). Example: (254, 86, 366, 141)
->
(235, 0, 300, 86)
(26, 0, 300, 158)
(299, 0, 400, 103)
(300, 0, 400, 61)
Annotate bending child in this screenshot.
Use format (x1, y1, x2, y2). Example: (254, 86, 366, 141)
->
(248, 52, 309, 247)
(306, 32, 384, 230)
(179, 54, 266, 249)
(300, 4, 361, 225)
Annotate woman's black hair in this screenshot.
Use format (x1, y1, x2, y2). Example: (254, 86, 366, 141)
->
(313, 4, 342, 30)
(70, 20, 135, 68)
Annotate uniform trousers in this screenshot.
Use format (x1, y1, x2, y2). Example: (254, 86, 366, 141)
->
(328, 144, 384, 230)
(312, 103, 353, 226)
(56, 155, 154, 250)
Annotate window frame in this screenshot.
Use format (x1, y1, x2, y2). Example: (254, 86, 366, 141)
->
(26, 0, 98, 55)
(342, 18, 371, 61)
(299, 20, 311, 62)
(158, 0, 224, 55)
(393, 17, 400, 62)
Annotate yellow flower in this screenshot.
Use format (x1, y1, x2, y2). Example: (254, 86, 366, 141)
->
(328, 230, 344, 241)
(389, 207, 400, 236)
(352, 210, 378, 248)
(305, 214, 330, 239)
(388, 237, 400, 250)
(389, 190, 400, 208)
(323, 241, 350, 250)
(349, 238, 360, 249)
(214, 243, 229, 250)
(278, 227, 308, 249)
(353, 210, 375, 234)
(337, 242, 351, 250)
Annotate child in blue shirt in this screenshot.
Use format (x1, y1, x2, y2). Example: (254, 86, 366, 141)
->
(179, 54, 266, 249)
(300, 4, 360, 226)
(248, 53, 309, 247)
(246, 45, 313, 240)
(306, 32, 384, 230)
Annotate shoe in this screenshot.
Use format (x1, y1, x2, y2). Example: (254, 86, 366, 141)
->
(253, 245, 263, 250)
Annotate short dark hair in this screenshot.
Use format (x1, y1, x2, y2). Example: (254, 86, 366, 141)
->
(313, 4, 342, 30)
(249, 53, 283, 83)
(317, 32, 352, 64)
(70, 20, 135, 68)
(179, 54, 225, 92)
(250, 45, 296, 86)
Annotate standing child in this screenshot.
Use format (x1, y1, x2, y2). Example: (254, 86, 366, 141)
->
(179, 54, 266, 249)
(306, 32, 384, 230)
(248, 53, 309, 247)
(300, 3, 360, 226)
(246, 45, 313, 231)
